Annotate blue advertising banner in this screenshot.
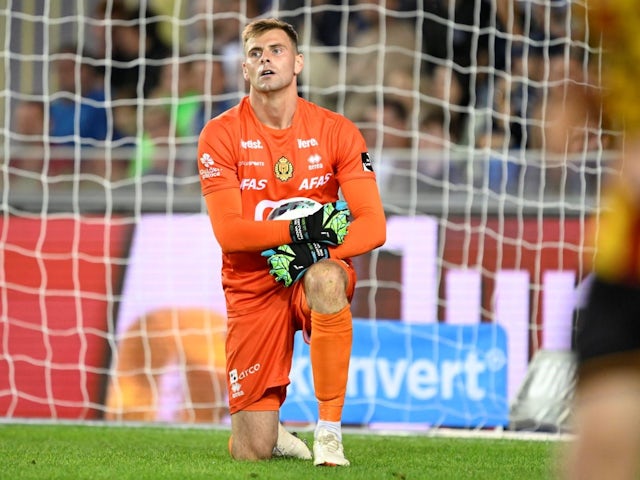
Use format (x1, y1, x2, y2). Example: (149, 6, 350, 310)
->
(281, 319, 509, 427)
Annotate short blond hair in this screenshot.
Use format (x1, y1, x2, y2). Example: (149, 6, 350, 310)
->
(242, 18, 299, 54)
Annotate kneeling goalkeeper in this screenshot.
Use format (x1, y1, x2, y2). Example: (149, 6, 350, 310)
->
(197, 18, 386, 466)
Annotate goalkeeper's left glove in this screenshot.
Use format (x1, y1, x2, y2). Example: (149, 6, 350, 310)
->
(261, 242, 330, 287)
(289, 201, 350, 245)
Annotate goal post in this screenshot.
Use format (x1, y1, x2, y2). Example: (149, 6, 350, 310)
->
(1, 1, 607, 430)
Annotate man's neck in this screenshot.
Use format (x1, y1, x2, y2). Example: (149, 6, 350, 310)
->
(248, 87, 298, 130)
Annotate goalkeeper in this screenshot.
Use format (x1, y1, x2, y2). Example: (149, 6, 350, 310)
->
(197, 18, 386, 466)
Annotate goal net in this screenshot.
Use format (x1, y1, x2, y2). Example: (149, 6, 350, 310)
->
(1, 1, 608, 431)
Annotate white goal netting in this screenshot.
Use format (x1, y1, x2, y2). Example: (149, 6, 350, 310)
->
(0, 1, 609, 431)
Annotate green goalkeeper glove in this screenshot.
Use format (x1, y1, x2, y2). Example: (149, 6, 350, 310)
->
(289, 201, 350, 245)
(261, 242, 330, 287)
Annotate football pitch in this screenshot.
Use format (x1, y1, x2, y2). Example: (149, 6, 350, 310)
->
(0, 423, 564, 479)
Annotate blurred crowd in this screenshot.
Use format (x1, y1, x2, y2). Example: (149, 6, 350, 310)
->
(7, 0, 612, 197)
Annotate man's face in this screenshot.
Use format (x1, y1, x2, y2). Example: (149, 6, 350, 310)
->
(55, 58, 76, 93)
(242, 28, 303, 93)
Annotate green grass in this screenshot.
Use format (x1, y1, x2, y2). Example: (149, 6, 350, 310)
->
(0, 423, 563, 479)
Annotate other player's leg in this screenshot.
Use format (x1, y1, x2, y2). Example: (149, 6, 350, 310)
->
(563, 278, 640, 479)
(564, 365, 640, 480)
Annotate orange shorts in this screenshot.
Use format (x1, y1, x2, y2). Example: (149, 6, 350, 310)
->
(225, 259, 356, 414)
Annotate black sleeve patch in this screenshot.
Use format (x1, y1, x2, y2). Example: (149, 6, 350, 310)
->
(361, 152, 374, 172)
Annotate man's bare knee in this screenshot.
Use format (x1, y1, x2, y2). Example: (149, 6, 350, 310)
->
(231, 438, 274, 461)
(230, 410, 278, 461)
(304, 261, 348, 313)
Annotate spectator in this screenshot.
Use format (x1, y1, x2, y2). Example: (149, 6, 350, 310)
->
(423, 0, 541, 154)
(528, 47, 602, 195)
(384, 66, 431, 122)
(425, 64, 468, 145)
(280, 0, 353, 55)
(109, 89, 139, 179)
(48, 43, 124, 179)
(343, 0, 420, 121)
(188, 0, 263, 98)
(418, 106, 460, 186)
(148, 51, 203, 139)
(188, 50, 234, 138)
(474, 71, 529, 194)
(129, 103, 172, 179)
(90, 0, 129, 59)
(347, 0, 417, 78)
(359, 98, 411, 193)
(145, 48, 232, 179)
(279, 1, 362, 111)
(476, 121, 521, 194)
(49, 44, 112, 146)
(93, 0, 171, 98)
(422, 0, 488, 68)
(111, 88, 138, 143)
(8, 100, 45, 188)
(421, 0, 494, 117)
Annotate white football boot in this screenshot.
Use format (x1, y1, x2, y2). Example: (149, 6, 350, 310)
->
(313, 428, 350, 466)
(272, 423, 312, 460)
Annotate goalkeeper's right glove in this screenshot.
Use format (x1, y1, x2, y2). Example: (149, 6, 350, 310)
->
(261, 242, 330, 287)
(289, 201, 350, 246)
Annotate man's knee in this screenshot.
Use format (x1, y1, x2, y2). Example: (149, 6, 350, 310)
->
(304, 261, 348, 311)
(230, 410, 279, 461)
(230, 433, 276, 461)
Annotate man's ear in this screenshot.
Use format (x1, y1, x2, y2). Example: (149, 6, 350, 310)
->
(242, 62, 249, 81)
(294, 53, 304, 76)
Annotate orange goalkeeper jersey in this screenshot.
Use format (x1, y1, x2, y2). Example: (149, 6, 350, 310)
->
(198, 96, 385, 312)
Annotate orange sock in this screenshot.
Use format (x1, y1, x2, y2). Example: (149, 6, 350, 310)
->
(310, 305, 353, 422)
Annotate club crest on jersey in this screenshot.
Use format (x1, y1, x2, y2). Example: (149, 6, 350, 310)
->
(274, 156, 294, 181)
